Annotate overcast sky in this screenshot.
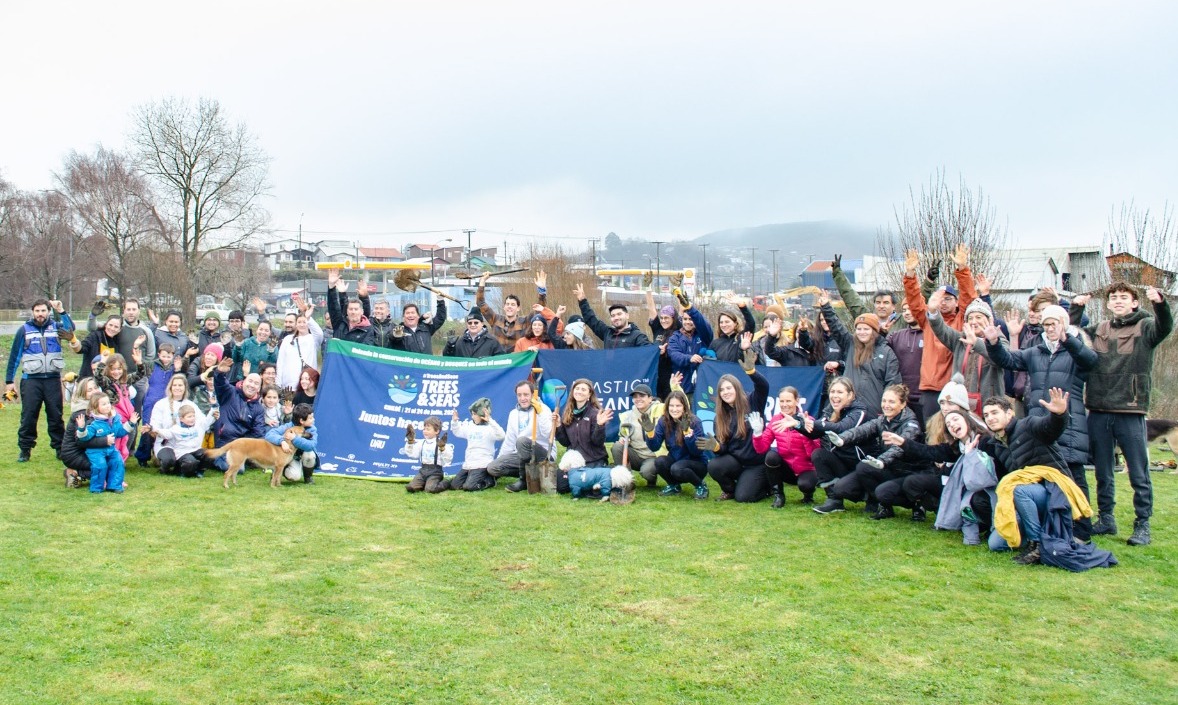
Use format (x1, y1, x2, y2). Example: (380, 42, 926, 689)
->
(2, 1, 1175, 255)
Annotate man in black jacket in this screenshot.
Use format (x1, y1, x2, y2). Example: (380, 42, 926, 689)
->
(444, 309, 504, 358)
(573, 283, 652, 349)
(391, 300, 447, 355)
(1070, 282, 1173, 546)
(326, 270, 375, 346)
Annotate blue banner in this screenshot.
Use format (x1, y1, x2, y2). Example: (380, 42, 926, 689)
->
(535, 347, 660, 441)
(315, 340, 537, 480)
(693, 362, 826, 436)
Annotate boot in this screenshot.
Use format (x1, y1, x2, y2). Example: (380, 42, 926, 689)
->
(869, 505, 895, 520)
(1127, 519, 1151, 546)
(911, 505, 927, 522)
(1013, 541, 1041, 565)
(505, 478, 526, 493)
(1091, 513, 1117, 536)
(770, 484, 785, 509)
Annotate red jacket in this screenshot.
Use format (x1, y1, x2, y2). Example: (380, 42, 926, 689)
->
(903, 267, 977, 393)
(753, 415, 820, 475)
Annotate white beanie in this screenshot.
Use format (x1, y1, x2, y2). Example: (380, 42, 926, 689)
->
(1039, 304, 1068, 325)
(937, 373, 971, 413)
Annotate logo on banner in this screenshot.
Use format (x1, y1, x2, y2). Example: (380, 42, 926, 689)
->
(388, 374, 419, 404)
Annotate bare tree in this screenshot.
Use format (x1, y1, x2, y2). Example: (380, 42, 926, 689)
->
(0, 175, 22, 304)
(6, 190, 80, 302)
(876, 170, 1011, 292)
(124, 246, 193, 318)
(56, 146, 160, 306)
(1103, 201, 1177, 292)
(195, 249, 272, 311)
(130, 97, 271, 319)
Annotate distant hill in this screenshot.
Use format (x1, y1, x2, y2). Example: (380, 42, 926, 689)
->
(691, 220, 879, 256)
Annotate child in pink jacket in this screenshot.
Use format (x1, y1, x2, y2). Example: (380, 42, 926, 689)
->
(754, 386, 820, 507)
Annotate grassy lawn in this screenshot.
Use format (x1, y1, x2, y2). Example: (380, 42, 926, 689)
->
(0, 406, 1175, 705)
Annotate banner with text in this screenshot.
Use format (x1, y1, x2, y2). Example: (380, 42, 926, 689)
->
(693, 362, 826, 436)
(535, 346, 660, 442)
(315, 340, 537, 480)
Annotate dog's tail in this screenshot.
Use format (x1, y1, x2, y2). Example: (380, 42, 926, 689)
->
(203, 445, 230, 460)
(1147, 418, 1178, 442)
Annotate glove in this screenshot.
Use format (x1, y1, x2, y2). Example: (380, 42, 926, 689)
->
(639, 413, 655, 434)
(618, 425, 632, 439)
(405, 425, 416, 444)
(825, 431, 845, 447)
(863, 455, 884, 470)
(58, 328, 75, 342)
(695, 433, 717, 452)
(90, 300, 108, 317)
(831, 254, 842, 270)
(746, 412, 764, 436)
(739, 349, 756, 374)
(642, 271, 653, 288)
(392, 324, 405, 339)
(438, 432, 448, 451)
(674, 287, 690, 309)
(530, 397, 543, 414)
(927, 259, 941, 283)
(446, 329, 458, 344)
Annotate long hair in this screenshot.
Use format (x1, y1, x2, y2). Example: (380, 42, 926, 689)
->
(101, 353, 129, 384)
(827, 376, 856, 423)
(852, 327, 879, 369)
(70, 376, 97, 410)
(714, 374, 751, 444)
(661, 390, 694, 447)
(561, 378, 601, 426)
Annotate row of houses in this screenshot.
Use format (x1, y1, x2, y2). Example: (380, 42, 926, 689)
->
(261, 239, 498, 271)
(800, 246, 1175, 303)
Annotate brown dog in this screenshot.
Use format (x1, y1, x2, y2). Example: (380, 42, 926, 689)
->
(203, 426, 305, 488)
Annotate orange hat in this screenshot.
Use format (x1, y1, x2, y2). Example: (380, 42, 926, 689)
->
(854, 313, 881, 333)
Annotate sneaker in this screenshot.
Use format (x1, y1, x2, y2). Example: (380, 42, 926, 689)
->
(813, 498, 845, 514)
(659, 484, 682, 496)
(800, 495, 814, 505)
(17, 450, 30, 463)
(1091, 513, 1117, 536)
(864, 501, 880, 515)
(505, 479, 526, 493)
(869, 505, 895, 520)
(911, 506, 927, 522)
(694, 484, 709, 500)
(1013, 541, 1041, 565)
(715, 491, 734, 501)
(1127, 519, 1151, 546)
(64, 468, 77, 489)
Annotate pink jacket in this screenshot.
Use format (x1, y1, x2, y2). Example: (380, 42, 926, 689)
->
(753, 414, 820, 475)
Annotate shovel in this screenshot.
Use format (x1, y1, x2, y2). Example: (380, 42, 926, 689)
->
(524, 367, 545, 494)
(538, 423, 558, 494)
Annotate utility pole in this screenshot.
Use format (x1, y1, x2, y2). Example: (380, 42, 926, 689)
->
(589, 238, 600, 275)
(769, 249, 779, 292)
(463, 228, 475, 270)
(298, 212, 306, 301)
(699, 243, 709, 295)
(750, 247, 756, 296)
(652, 240, 665, 293)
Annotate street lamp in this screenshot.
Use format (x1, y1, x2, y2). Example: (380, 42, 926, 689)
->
(698, 243, 709, 295)
(651, 240, 665, 293)
(769, 249, 779, 292)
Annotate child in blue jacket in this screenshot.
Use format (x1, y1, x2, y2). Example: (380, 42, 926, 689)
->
(264, 403, 318, 484)
(76, 391, 139, 493)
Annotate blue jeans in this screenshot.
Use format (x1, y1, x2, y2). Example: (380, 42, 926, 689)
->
(988, 483, 1048, 551)
(1088, 411, 1151, 520)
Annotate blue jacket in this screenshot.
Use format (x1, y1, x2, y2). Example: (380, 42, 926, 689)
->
(142, 362, 176, 423)
(569, 466, 614, 498)
(265, 422, 318, 454)
(646, 416, 706, 463)
(665, 307, 714, 393)
(77, 413, 130, 445)
(6, 313, 73, 383)
(212, 370, 266, 445)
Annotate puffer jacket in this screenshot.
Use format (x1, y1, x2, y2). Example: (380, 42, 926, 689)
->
(800, 398, 872, 462)
(578, 300, 652, 349)
(555, 405, 608, 466)
(835, 407, 925, 479)
(986, 331, 1096, 465)
(753, 415, 819, 474)
(763, 330, 816, 367)
(666, 307, 713, 393)
(983, 409, 1069, 477)
(928, 312, 1005, 411)
(1073, 300, 1174, 414)
(711, 306, 757, 362)
(820, 303, 901, 416)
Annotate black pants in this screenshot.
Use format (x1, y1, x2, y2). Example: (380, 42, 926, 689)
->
(407, 464, 446, 493)
(1089, 411, 1151, 520)
(157, 448, 202, 477)
(920, 393, 943, 427)
(19, 377, 64, 454)
(764, 450, 817, 499)
(828, 463, 887, 503)
(707, 455, 768, 503)
(653, 456, 708, 486)
(449, 467, 495, 491)
(811, 448, 858, 488)
(876, 473, 942, 511)
(907, 393, 925, 428)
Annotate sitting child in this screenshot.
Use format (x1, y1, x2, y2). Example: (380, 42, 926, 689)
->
(400, 416, 453, 493)
(265, 403, 319, 484)
(75, 391, 138, 493)
(448, 397, 505, 491)
(562, 449, 613, 501)
(154, 401, 216, 478)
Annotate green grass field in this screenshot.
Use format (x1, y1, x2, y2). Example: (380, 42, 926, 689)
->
(1, 403, 1175, 705)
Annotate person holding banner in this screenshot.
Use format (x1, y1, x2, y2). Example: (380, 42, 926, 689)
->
(574, 284, 652, 349)
(448, 398, 505, 491)
(646, 390, 710, 499)
(699, 334, 770, 502)
(554, 379, 613, 493)
(488, 380, 555, 492)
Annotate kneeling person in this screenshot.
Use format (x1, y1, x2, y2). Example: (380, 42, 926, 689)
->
(265, 403, 319, 484)
(448, 397, 505, 491)
(401, 416, 453, 493)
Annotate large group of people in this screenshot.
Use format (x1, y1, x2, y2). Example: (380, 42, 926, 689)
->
(8, 250, 1172, 568)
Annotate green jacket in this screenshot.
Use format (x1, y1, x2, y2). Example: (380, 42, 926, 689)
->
(832, 264, 934, 320)
(1072, 300, 1173, 413)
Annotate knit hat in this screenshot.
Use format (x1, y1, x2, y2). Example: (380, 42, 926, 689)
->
(203, 311, 222, 322)
(564, 321, 587, 344)
(204, 343, 225, 362)
(528, 313, 546, 326)
(854, 313, 881, 333)
(937, 373, 970, 413)
(1039, 304, 1068, 325)
(964, 299, 994, 323)
(466, 308, 484, 322)
(659, 305, 676, 318)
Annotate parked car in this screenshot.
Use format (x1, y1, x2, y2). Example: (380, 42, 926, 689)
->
(195, 303, 233, 321)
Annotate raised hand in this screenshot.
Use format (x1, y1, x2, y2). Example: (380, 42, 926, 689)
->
(597, 407, 614, 426)
(532, 303, 544, 314)
(695, 433, 717, 452)
(670, 371, 684, 389)
(816, 292, 831, 307)
(1006, 308, 1023, 338)
(534, 270, 547, 289)
(327, 268, 340, 288)
(765, 316, 782, 338)
(216, 357, 234, 373)
(49, 299, 64, 313)
(1146, 286, 1163, 303)
(75, 412, 86, 428)
(336, 279, 350, 294)
(961, 324, 978, 348)
(746, 412, 765, 436)
(357, 277, 369, 297)
(1039, 387, 1069, 415)
(129, 412, 140, 424)
(740, 331, 753, 351)
(135, 334, 147, 349)
(951, 244, 970, 270)
(983, 325, 1001, 344)
(975, 272, 991, 296)
(831, 254, 842, 270)
(1071, 294, 1090, 307)
(253, 297, 267, 314)
(904, 249, 920, 275)
(574, 283, 586, 301)
(963, 434, 980, 454)
(927, 288, 945, 312)
(241, 360, 252, 376)
(405, 424, 416, 444)
(555, 304, 567, 318)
